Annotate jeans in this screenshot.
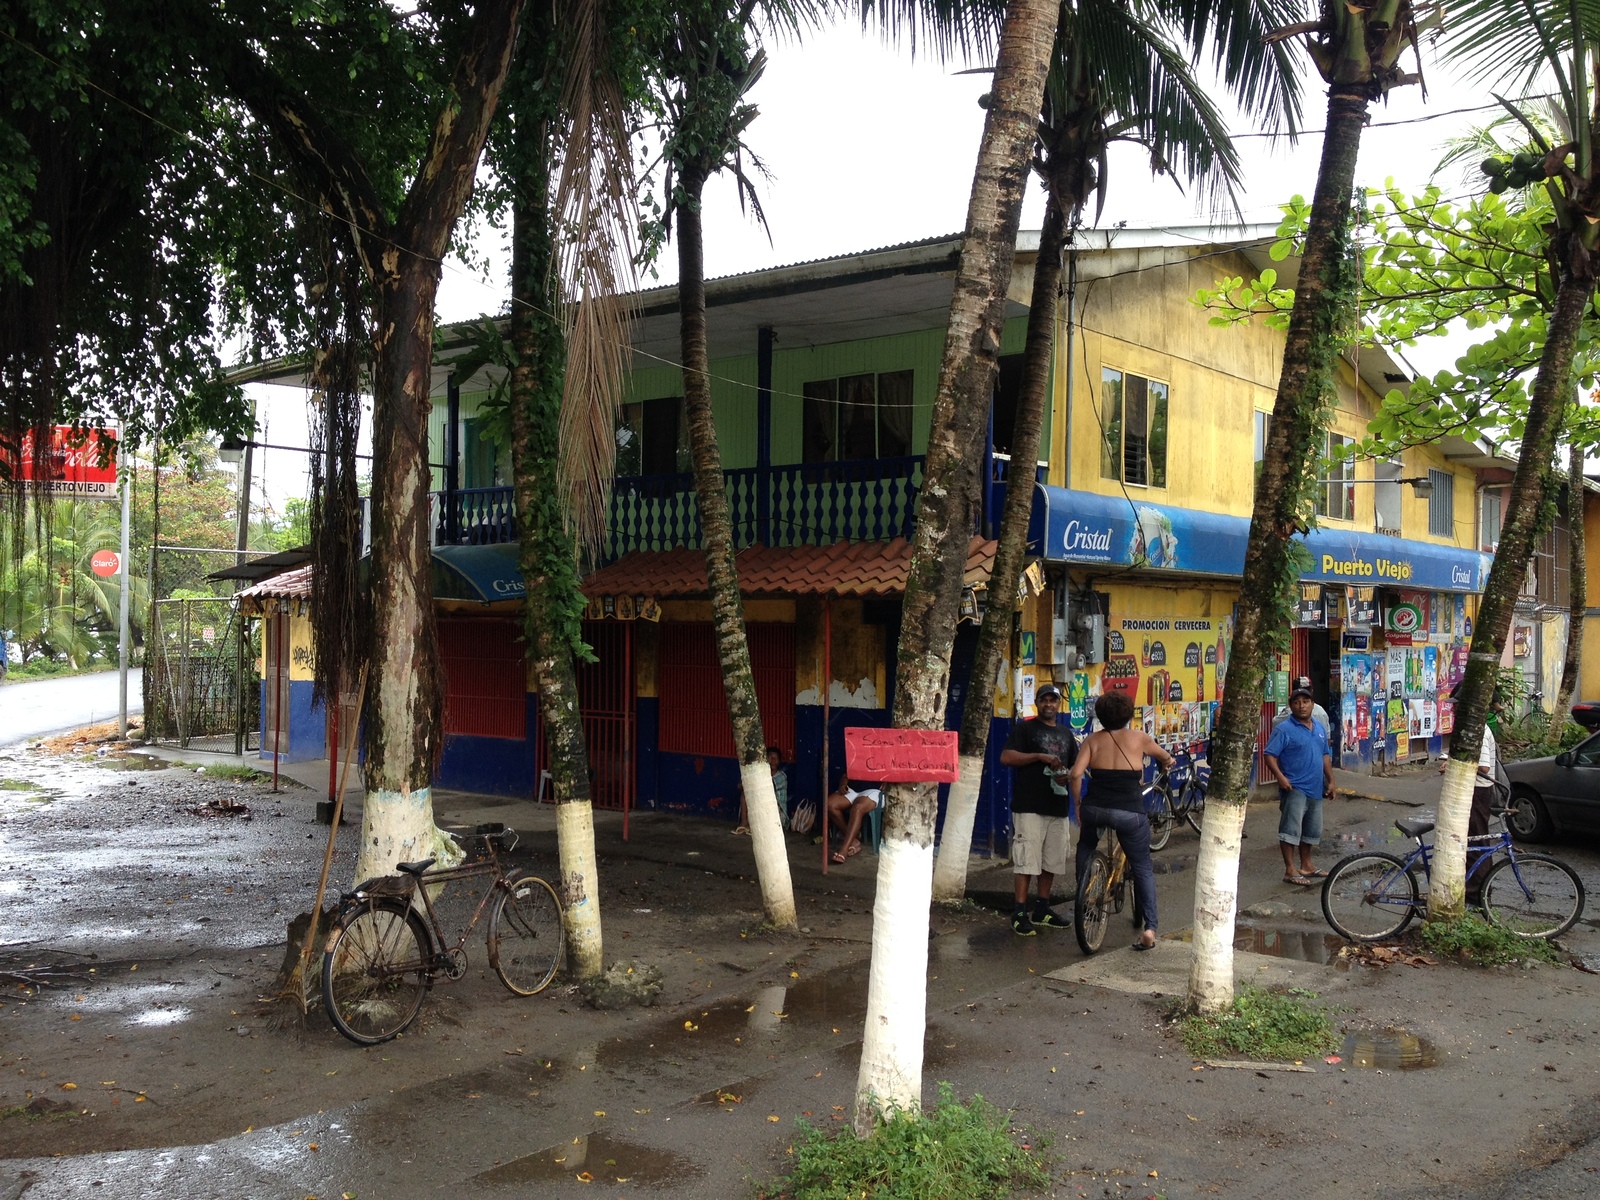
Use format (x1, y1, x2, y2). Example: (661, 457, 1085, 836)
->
(1277, 788, 1323, 846)
(1077, 805, 1158, 933)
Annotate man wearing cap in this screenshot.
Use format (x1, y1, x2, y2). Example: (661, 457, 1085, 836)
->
(999, 683, 1078, 935)
(1263, 687, 1334, 886)
(1272, 676, 1330, 734)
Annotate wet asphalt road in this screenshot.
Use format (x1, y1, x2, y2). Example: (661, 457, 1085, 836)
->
(0, 672, 139, 747)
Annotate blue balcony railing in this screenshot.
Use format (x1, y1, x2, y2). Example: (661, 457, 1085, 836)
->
(606, 456, 924, 562)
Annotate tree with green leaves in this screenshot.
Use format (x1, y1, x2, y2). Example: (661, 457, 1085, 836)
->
(649, 0, 809, 932)
(932, 0, 1305, 904)
(1185, 0, 1423, 1012)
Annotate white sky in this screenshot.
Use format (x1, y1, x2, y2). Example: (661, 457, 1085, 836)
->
(241, 20, 1511, 529)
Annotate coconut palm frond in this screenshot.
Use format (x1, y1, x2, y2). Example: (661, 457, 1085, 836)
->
(553, 0, 645, 554)
(1148, 0, 1304, 136)
(1444, 0, 1600, 103)
(856, 0, 1005, 63)
(1433, 104, 1567, 197)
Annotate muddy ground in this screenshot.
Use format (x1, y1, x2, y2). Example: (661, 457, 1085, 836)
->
(3, 740, 1600, 1199)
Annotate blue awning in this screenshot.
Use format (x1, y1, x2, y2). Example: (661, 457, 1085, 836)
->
(1028, 485, 1490, 593)
(432, 543, 526, 603)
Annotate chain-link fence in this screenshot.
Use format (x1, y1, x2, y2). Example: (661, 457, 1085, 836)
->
(144, 599, 260, 750)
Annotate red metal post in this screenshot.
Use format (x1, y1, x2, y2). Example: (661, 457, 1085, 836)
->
(328, 694, 339, 803)
(272, 610, 284, 793)
(623, 622, 633, 842)
(822, 594, 831, 876)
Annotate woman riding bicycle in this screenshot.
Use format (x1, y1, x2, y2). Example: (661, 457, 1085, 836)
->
(1068, 690, 1174, 952)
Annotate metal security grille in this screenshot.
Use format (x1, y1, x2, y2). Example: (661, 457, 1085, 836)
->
(658, 622, 796, 760)
(144, 599, 259, 749)
(578, 621, 633, 813)
(1428, 468, 1454, 537)
(439, 618, 526, 739)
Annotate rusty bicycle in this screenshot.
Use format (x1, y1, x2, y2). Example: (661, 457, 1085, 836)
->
(320, 824, 564, 1045)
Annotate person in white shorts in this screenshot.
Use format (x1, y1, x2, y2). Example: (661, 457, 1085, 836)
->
(999, 684, 1078, 935)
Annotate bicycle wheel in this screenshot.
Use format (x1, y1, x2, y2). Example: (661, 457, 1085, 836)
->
(1480, 853, 1585, 939)
(489, 870, 565, 996)
(1322, 852, 1418, 942)
(321, 899, 432, 1045)
(1147, 790, 1173, 852)
(1074, 852, 1112, 955)
(1183, 780, 1206, 835)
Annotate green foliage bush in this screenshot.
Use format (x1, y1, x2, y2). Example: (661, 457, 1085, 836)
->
(1420, 913, 1561, 966)
(766, 1083, 1047, 1200)
(1180, 987, 1340, 1061)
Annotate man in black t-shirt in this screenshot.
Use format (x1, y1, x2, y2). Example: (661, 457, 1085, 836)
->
(999, 684, 1078, 936)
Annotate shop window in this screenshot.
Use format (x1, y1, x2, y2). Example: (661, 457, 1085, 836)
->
(1101, 368, 1168, 487)
(1317, 433, 1356, 521)
(1373, 457, 1402, 536)
(1428, 468, 1454, 537)
(617, 396, 690, 477)
(1481, 488, 1502, 551)
(802, 370, 914, 463)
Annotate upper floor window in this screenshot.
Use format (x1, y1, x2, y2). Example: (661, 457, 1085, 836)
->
(1481, 489, 1503, 550)
(1101, 368, 1168, 487)
(1252, 411, 1272, 479)
(1317, 433, 1356, 521)
(802, 370, 914, 463)
(617, 396, 690, 476)
(1428, 468, 1454, 537)
(1373, 457, 1403, 536)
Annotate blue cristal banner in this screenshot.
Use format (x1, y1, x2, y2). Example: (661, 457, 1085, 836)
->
(1028, 485, 1491, 594)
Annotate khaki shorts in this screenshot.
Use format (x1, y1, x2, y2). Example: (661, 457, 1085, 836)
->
(1011, 812, 1073, 876)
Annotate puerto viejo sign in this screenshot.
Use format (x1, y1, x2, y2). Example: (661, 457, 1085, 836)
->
(844, 727, 960, 784)
(1, 425, 119, 497)
(1315, 552, 1416, 582)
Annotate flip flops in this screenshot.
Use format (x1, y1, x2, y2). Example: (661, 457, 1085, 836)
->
(1283, 874, 1317, 887)
(1130, 937, 1156, 952)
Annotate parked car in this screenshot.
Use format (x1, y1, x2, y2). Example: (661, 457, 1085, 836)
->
(1569, 701, 1600, 731)
(1504, 731, 1600, 841)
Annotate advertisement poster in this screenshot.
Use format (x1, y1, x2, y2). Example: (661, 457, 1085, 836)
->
(1438, 698, 1454, 735)
(1455, 595, 1468, 638)
(1356, 694, 1372, 741)
(1437, 597, 1454, 641)
(1067, 672, 1090, 734)
(1408, 699, 1425, 738)
(1341, 692, 1359, 755)
(1387, 649, 1405, 693)
(1447, 646, 1469, 694)
(1404, 649, 1425, 697)
(1345, 654, 1374, 700)
(1347, 586, 1379, 629)
(1387, 697, 1406, 728)
(1423, 645, 1438, 695)
(1421, 700, 1437, 738)
(1513, 623, 1533, 658)
(1372, 701, 1386, 744)
(1099, 617, 1230, 742)
(1385, 591, 1430, 645)
(1395, 731, 1410, 759)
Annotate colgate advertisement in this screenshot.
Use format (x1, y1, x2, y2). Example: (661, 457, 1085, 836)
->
(0, 425, 119, 497)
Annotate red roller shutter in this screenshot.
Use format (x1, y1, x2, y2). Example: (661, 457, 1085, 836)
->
(658, 621, 795, 759)
(439, 618, 526, 739)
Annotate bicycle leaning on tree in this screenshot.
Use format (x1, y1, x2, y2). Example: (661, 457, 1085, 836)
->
(320, 824, 565, 1045)
(1321, 809, 1585, 943)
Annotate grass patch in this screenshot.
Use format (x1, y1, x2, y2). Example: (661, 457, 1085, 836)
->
(765, 1083, 1047, 1200)
(1420, 913, 1562, 967)
(1180, 987, 1340, 1062)
(201, 764, 263, 782)
(0, 778, 42, 791)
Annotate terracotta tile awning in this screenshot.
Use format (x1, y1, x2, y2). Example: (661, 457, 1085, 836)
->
(234, 563, 313, 613)
(580, 537, 996, 599)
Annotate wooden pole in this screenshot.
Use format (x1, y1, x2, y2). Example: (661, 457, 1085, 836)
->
(293, 665, 367, 1012)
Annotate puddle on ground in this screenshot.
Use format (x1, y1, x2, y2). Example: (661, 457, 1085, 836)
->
(1152, 857, 1192, 875)
(128, 1005, 192, 1027)
(475, 1133, 700, 1187)
(1234, 926, 1347, 965)
(102, 753, 177, 771)
(1340, 1028, 1439, 1069)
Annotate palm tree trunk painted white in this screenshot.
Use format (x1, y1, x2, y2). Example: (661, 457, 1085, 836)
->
(1188, 798, 1247, 1012)
(556, 797, 604, 976)
(741, 762, 796, 927)
(854, 829, 935, 1127)
(931, 756, 985, 902)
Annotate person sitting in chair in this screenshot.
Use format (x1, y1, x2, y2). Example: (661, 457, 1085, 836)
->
(825, 778, 881, 863)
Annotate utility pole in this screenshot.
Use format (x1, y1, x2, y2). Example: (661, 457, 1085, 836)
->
(118, 437, 132, 738)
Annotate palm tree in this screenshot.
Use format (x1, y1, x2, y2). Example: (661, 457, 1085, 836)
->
(1417, 1, 1600, 918)
(852, 0, 1061, 1134)
(1549, 436, 1586, 739)
(932, 0, 1304, 903)
(650, 0, 810, 932)
(1187, 0, 1426, 1011)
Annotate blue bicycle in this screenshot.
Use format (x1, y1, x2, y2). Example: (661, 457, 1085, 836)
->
(1321, 812, 1585, 942)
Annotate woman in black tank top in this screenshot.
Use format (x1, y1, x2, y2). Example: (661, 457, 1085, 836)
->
(1068, 690, 1175, 950)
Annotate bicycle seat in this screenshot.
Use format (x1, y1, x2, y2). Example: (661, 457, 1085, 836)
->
(1395, 817, 1434, 839)
(396, 858, 437, 876)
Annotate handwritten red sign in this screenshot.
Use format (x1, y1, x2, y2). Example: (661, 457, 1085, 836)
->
(844, 727, 960, 784)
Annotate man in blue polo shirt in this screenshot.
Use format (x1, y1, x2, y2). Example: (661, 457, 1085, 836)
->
(1263, 687, 1334, 886)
